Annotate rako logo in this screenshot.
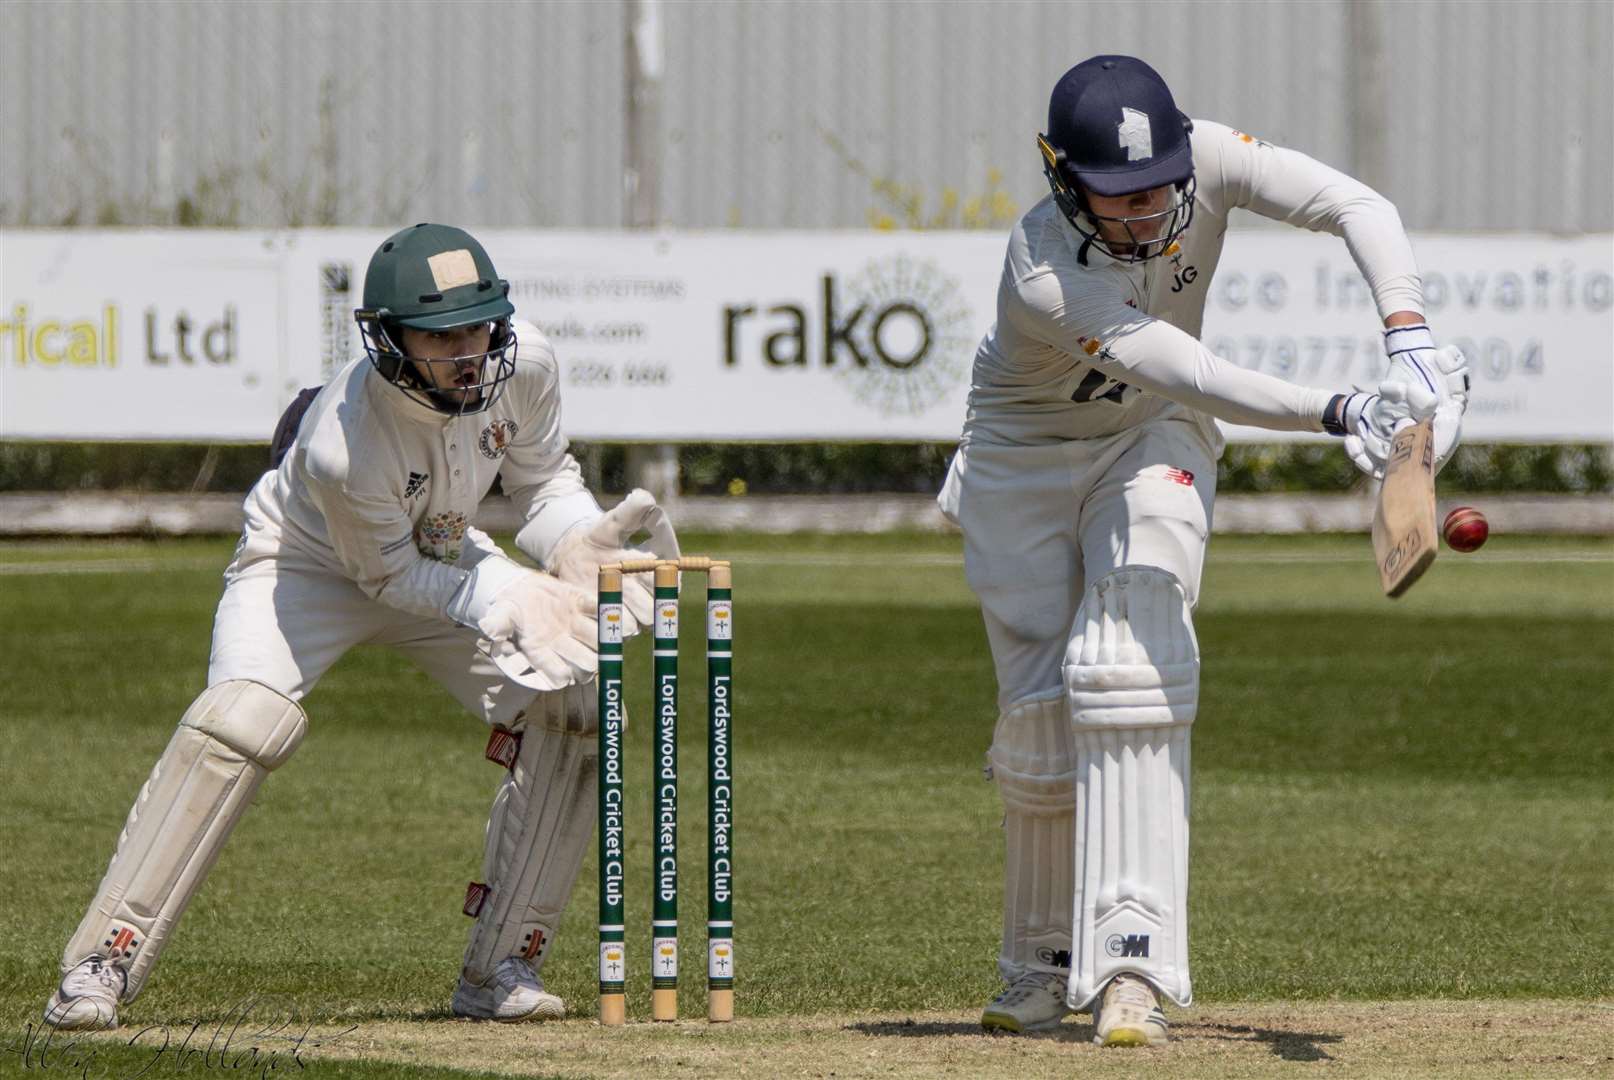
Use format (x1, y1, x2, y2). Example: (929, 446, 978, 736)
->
(721, 255, 973, 417)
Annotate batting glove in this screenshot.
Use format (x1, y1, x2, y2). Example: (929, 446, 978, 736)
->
(1330, 337, 1470, 480)
(1382, 323, 1470, 414)
(1377, 325, 1470, 474)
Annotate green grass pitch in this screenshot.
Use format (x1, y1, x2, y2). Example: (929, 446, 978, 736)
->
(1, 532, 1610, 1073)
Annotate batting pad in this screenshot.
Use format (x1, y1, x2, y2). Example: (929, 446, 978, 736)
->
(62, 680, 306, 999)
(462, 682, 598, 984)
(1062, 567, 1197, 1010)
(988, 691, 1076, 981)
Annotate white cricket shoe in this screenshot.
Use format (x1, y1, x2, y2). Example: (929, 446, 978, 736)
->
(1092, 972, 1169, 1047)
(980, 971, 1071, 1033)
(452, 957, 566, 1021)
(44, 956, 125, 1030)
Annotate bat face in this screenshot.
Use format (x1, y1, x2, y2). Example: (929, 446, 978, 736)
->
(1372, 418, 1438, 598)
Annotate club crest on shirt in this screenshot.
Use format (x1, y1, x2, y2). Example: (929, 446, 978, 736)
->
(417, 510, 468, 562)
(479, 419, 519, 459)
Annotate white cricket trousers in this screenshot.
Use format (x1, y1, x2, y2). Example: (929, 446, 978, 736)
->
(938, 415, 1218, 709)
(207, 553, 537, 727)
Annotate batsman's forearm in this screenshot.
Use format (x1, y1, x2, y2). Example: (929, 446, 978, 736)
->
(1094, 320, 1334, 432)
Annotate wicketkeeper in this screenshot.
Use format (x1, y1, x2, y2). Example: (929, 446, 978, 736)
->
(939, 56, 1470, 1045)
(44, 224, 679, 1029)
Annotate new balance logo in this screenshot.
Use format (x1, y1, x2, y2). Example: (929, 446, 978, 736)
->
(404, 471, 429, 499)
(1105, 933, 1150, 958)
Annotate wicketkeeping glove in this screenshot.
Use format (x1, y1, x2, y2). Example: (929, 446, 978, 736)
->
(447, 554, 599, 690)
(547, 488, 681, 638)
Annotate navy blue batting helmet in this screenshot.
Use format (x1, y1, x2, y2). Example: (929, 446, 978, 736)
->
(1038, 56, 1196, 261)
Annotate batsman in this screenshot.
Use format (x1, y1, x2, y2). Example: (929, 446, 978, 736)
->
(43, 224, 679, 1029)
(940, 56, 1471, 1045)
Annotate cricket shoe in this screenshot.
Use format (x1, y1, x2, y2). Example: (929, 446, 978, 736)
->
(452, 957, 566, 1021)
(44, 956, 125, 1030)
(980, 971, 1071, 1033)
(1091, 972, 1168, 1047)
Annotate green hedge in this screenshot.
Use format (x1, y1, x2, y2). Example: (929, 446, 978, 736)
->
(2, 441, 1608, 496)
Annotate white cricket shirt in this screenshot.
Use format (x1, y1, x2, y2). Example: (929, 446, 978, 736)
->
(232, 319, 600, 621)
(964, 119, 1425, 447)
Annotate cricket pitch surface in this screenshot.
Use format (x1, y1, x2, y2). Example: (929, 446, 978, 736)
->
(247, 1001, 1613, 1079)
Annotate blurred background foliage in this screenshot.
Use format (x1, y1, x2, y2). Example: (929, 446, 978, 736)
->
(3, 441, 1608, 497)
(817, 124, 1021, 232)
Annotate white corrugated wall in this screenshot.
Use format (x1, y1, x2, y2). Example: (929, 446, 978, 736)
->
(3, 0, 1609, 231)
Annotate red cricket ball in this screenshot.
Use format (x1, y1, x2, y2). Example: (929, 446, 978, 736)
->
(1442, 506, 1489, 553)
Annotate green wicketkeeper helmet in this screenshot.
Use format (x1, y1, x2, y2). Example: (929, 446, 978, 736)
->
(355, 223, 519, 414)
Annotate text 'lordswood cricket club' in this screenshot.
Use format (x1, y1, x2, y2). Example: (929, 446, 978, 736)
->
(600, 677, 625, 910)
(708, 674, 733, 904)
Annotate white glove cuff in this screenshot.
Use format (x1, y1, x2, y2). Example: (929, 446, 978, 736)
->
(1383, 324, 1439, 397)
(515, 491, 603, 569)
(1322, 391, 1379, 438)
(1383, 323, 1435, 355)
(446, 553, 527, 630)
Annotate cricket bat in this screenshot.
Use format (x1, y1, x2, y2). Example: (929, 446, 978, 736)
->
(1372, 416, 1438, 598)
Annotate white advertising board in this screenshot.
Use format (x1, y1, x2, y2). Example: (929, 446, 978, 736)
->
(3, 229, 1610, 443)
(1, 233, 287, 440)
(487, 232, 1003, 440)
(1202, 233, 1614, 443)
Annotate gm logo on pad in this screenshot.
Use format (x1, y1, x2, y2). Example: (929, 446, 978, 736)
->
(1106, 933, 1150, 958)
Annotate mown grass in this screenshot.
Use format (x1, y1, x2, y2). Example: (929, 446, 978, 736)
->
(1, 533, 1609, 1057)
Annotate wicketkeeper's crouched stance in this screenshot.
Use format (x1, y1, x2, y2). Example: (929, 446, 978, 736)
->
(45, 224, 679, 1030)
(940, 57, 1470, 1046)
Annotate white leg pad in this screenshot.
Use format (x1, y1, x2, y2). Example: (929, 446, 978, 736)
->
(1063, 567, 1197, 1010)
(62, 680, 307, 1000)
(987, 691, 1075, 981)
(461, 682, 598, 984)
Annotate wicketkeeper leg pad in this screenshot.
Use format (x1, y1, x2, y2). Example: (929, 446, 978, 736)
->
(1063, 567, 1197, 1010)
(61, 680, 307, 1000)
(461, 682, 598, 984)
(987, 690, 1076, 982)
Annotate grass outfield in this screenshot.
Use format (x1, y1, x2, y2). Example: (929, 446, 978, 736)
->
(2, 533, 1611, 1078)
